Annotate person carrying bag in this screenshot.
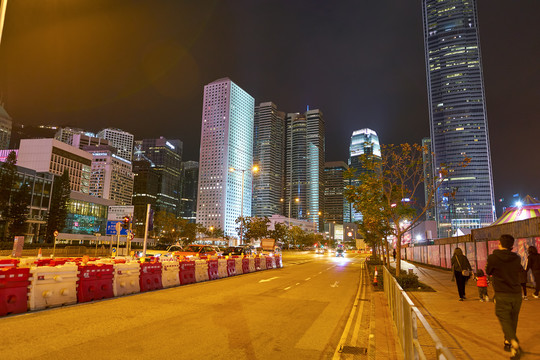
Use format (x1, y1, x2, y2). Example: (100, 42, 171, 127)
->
(451, 247, 472, 301)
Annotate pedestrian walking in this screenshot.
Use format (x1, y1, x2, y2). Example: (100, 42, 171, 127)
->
(519, 267, 528, 300)
(475, 269, 489, 302)
(526, 245, 540, 298)
(392, 248, 396, 262)
(451, 247, 472, 301)
(486, 234, 524, 359)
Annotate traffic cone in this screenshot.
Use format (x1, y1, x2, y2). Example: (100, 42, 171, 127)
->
(37, 248, 42, 259)
(373, 266, 378, 286)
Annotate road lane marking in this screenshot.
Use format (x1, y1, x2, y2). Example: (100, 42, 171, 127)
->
(284, 286, 291, 290)
(332, 263, 366, 359)
(319, 272, 322, 274)
(258, 277, 279, 283)
(330, 281, 339, 288)
(305, 277, 311, 281)
(296, 283, 300, 285)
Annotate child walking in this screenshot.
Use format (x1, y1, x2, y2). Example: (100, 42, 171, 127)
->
(476, 269, 489, 302)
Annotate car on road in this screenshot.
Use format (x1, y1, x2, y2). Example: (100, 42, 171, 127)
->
(172, 244, 220, 258)
(141, 244, 185, 258)
(335, 248, 345, 257)
(221, 245, 254, 256)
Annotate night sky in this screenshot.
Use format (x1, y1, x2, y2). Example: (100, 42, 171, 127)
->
(0, 1, 538, 211)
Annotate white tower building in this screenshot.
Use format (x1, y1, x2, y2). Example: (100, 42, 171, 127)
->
(196, 78, 255, 238)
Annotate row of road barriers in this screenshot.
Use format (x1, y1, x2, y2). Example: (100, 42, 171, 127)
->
(382, 266, 456, 360)
(0, 254, 283, 317)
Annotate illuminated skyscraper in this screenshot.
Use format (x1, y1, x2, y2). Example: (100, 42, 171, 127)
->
(196, 78, 254, 238)
(284, 109, 325, 230)
(347, 128, 381, 222)
(97, 128, 134, 162)
(252, 102, 285, 218)
(422, 0, 495, 237)
(324, 161, 349, 225)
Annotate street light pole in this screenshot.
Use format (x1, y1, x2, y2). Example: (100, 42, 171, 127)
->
(0, 0, 8, 47)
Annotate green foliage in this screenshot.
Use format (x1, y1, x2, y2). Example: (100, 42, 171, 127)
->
(235, 216, 270, 243)
(395, 272, 420, 289)
(345, 143, 470, 276)
(269, 222, 288, 244)
(8, 182, 31, 237)
(45, 170, 71, 243)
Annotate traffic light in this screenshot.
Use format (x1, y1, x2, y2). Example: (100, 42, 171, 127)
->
(122, 216, 130, 230)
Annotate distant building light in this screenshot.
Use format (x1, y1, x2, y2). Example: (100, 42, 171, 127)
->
(166, 141, 175, 150)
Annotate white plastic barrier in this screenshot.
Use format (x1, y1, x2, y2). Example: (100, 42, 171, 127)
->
(259, 256, 267, 270)
(217, 259, 228, 278)
(248, 257, 256, 272)
(18, 258, 38, 267)
(28, 264, 78, 311)
(195, 260, 209, 282)
(269, 256, 276, 269)
(113, 262, 140, 296)
(234, 257, 243, 275)
(160, 258, 180, 288)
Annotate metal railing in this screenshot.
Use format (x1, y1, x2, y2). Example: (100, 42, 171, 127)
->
(382, 266, 456, 360)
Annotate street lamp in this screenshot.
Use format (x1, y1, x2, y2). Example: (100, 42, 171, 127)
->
(229, 165, 258, 245)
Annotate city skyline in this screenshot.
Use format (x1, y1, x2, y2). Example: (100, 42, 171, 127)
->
(0, 1, 538, 206)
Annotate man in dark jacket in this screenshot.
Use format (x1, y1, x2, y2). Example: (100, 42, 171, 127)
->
(486, 234, 524, 359)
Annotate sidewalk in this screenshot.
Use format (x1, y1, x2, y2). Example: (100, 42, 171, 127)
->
(397, 260, 540, 360)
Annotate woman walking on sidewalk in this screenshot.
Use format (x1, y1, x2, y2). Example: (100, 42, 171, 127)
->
(526, 245, 540, 298)
(451, 247, 472, 301)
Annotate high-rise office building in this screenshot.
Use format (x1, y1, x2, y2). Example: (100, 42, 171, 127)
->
(347, 128, 381, 222)
(84, 145, 134, 206)
(55, 127, 109, 150)
(0, 104, 12, 150)
(422, 0, 496, 237)
(323, 161, 349, 225)
(196, 78, 255, 238)
(132, 160, 159, 236)
(252, 102, 286, 218)
(97, 128, 134, 162)
(284, 109, 325, 230)
(181, 161, 199, 222)
(138, 137, 182, 215)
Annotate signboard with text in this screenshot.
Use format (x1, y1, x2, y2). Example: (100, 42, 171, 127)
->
(106, 221, 129, 236)
(107, 206, 134, 221)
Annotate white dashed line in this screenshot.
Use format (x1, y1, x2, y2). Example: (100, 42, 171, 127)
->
(305, 277, 311, 281)
(284, 286, 291, 290)
(296, 283, 300, 285)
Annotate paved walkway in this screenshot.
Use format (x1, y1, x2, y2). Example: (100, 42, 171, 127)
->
(398, 260, 540, 360)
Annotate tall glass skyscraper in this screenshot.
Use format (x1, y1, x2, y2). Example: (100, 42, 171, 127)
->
(347, 128, 381, 222)
(284, 109, 325, 230)
(196, 78, 254, 238)
(252, 102, 285, 218)
(422, 0, 495, 237)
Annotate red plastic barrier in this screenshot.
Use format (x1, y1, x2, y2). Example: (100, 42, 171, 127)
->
(139, 262, 163, 292)
(275, 255, 282, 268)
(0, 259, 19, 268)
(179, 261, 196, 285)
(242, 257, 250, 273)
(77, 264, 114, 303)
(35, 258, 70, 267)
(254, 257, 261, 271)
(265, 257, 273, 269)
(226, 259, 236, 277)
(207, 259, 219, 280)
(0, 267, 30, 316)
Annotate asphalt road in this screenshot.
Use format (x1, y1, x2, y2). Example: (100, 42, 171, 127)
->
(0, 252, 367, 360)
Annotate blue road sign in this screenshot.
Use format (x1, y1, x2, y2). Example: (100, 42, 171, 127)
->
(106, 221, 129, 236)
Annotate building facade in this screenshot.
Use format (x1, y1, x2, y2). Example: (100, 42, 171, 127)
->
(181, 161, 198, 222)
(284, 109, 325, 230)
(17, 138, 92, 193)
(85, 145, 134, 206)
(422, 137, 435, 221)
(252, 102, 285, 218)
(422, 0, 496, 237)
(63, 191, 114, 235)
(0, 104, 12, 150)
(196, 78, 255, 238)
(347, 128, 381, 222)
(138, 137, 182, 215)
(97, 128, 134, 162)
(132, 160, 159, 237)
(323, 161, 349, 225)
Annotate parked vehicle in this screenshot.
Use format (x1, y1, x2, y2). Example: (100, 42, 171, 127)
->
(221, 245, 254, 256)
(172, 244, 220, 258)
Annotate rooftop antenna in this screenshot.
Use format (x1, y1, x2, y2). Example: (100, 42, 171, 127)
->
(306, 105, 310, 111)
